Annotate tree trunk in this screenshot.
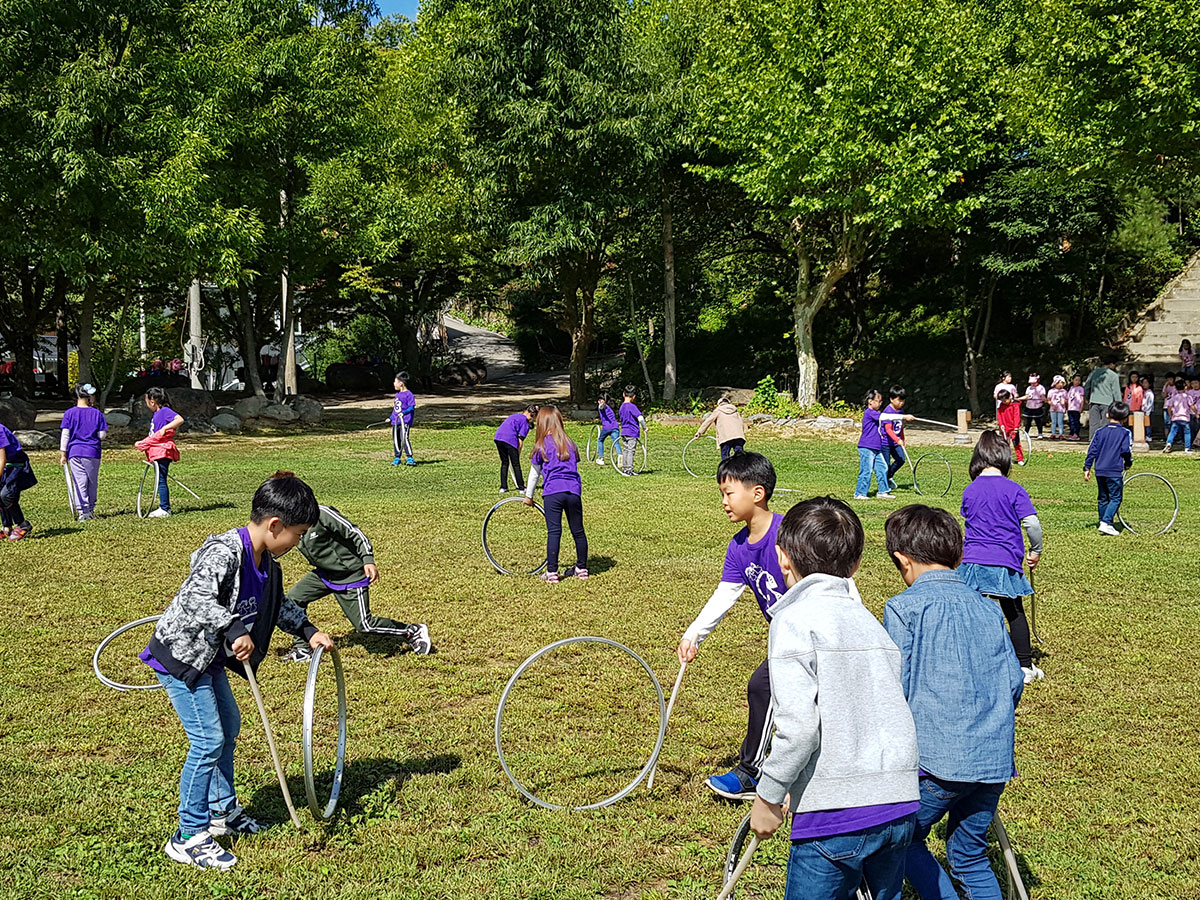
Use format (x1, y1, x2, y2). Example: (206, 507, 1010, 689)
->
(78, 269, 96, 385)
(558, 261, 597, 405)
(55, 296, 68, 394)
(235, 285, 266, 399)
(628, 274, 655, 402)
(99, 289, 132, 408)
(661, 174, 677, 401)
(187, 279, 203, 389)
(961, 272, 997, 418)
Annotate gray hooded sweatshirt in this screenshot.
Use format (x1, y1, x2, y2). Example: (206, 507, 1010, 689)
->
(757, 573, 920, 813)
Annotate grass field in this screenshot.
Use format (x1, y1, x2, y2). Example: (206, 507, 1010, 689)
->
(2, 422, 1198, 899)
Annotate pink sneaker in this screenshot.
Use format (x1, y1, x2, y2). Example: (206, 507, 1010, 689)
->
(8, 526, 29, 542)
(571, 567, 589, 581)
(539, 571, 559, 584)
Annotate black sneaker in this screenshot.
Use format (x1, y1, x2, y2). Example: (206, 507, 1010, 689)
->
(284, 646, 313, 663)
(406, 624, 432, 655)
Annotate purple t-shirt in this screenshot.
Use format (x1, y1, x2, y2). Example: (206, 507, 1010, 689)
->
(619, 401, 643, 439)
(791, 801, 919, 840)
(61, 406, 108, 459)
(531, 437, 581, 496)
(0, 424, 21, 456)
(858, 408, 883, 451)
(961, 475, 1036, 571)
(494, 413, 530, 448)
(599, 403, 618, 430)
(880, 405, 904, 446)
(141, 528, 269, 675)
(391, 390, 415, 426)
(721, 513, 787, 619)
(150, 406, 180, 434)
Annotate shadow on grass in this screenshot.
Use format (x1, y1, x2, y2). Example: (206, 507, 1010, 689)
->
(244, 754, 462, 827)
(28, 526, 82, 538)
(339, 632, 438, 657)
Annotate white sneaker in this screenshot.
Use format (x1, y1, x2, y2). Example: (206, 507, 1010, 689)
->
(595, 458, 606, 466)
(876, 492, 896, 499)
(853, 494, 870, 500)
(1098, 522, 1120, 536)
(209, 805, 266, 836)
(163, 830, 237, 870)
(1022, 665, 1045, 684)
(148, 508, 171, 518)
(406, 623, 432, 655)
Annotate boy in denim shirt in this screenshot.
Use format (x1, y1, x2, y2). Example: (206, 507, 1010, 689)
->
(883, 505, 1024, 900)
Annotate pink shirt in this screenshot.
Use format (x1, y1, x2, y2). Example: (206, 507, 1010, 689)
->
(993, 382, 1017, 410)
(1167, 392, 1193, 422)
(1067, 386, 1085, 411)
(1188, 389, 1200, 411)
(1123, 384, 1143, 412)
(1164, 383, 1177, 399)
(1024, 384, 1047, 409)
(1048, 388, 1067, 412)
(1181, 348, 1196, 368)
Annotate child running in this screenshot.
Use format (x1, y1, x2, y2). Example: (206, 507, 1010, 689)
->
(0, 419, 37, 540)
(618, 385, 647, 475)
(677, 452, 787, 801)
(959, 430, 1044, 683)
(523, 406, 588, 583)
(284, 504, 431, 659)
(138, 471, 334, 869)
(1047, 375, 1068, 440)
(883, 505, 1024, 900)
(137, 387, 183, 517)
(854, 389, 893, 500)
(1066, 374, 1085, 440)
(748, 497, 919, 900)
(995, 383, 1026, 466)
(595, 392, 620, 466)
(1084, 401, 1133, 535)
(494, 405, 538, 494)
(1164, 379, 1193, 452)
(59, 383, 108, 520)
(390, 372, 416, 466)
(881, 387, 915, 489)
(695, 395, 746, 460)
(1023, 374, 1047, 438)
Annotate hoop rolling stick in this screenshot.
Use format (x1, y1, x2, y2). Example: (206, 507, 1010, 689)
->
(303, 644, 348, 820)
(646, 660, 686, 790)
(718, 822, 759, 900)
(1028, 568, 1043, 646)
(495, 636, 667, 811)
(243, 658, 305, 829)
(63, 463, 82, 516)
(365, 418, 391, 429)
(137, 461, 200, 518)
(992, 814, 1030, 900)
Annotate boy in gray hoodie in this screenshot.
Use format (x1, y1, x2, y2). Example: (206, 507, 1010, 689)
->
(749, 496, 920, 900)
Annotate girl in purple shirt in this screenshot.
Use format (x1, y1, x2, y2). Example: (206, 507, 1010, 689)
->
(59, 383, 108, 520)
(494, 405, 538, 494)
(854, 390, 892, 499)
(959, 431, 1044, 684)
(524, 406, 588, 583)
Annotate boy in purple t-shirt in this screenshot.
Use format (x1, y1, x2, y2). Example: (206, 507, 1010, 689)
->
(617, 385, 647, 475)
(390, 372, 416, 466)
(677, 452, 788, 801)
(59, 383, 108, 520)
(595, 392, 621, 465)
(494, 405, 538, 493)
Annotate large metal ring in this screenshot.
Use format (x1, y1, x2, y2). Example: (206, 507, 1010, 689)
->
(494, 636, 667, 811)
(611, 437, 648, 476)
(93, 615, 164, 691)
(136, 462, 156, 518)
(482, 497, 548, 575)
(303, 644, 347, 821)
(683, 435, 718, 478)
(1118, 472, 1179, 535)
(913, 452, 953, 497)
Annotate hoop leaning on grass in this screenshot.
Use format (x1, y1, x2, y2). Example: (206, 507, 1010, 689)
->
(482, 496, 549, 575)
(302, 644, 348, 821)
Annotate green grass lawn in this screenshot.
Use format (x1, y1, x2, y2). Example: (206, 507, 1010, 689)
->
(2, 424, 1198, 899)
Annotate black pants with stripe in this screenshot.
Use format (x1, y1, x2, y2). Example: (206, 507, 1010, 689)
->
(286, 570, 411, 647)
(739, 658, 773, 778)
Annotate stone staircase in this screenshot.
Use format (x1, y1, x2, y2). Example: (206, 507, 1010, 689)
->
(1122, 251, 1200, 368)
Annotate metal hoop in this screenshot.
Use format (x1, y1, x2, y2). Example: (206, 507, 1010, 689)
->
(1018, 429, 1033, 462)
(722, 812, 872, 900)
(682, 435, 718, 478)
(302, 645, 347, 821)
(585, 424, 600, 462)
(912, 452, 953, 498)
(495, 636, 667, 811)
(63, 463, 81, 516)
(992, 814, 1030, 900)
(1118, 472, 1179, 535)
(611, 437, 648, 476)
(137, 461, 200, 517)
(482, 497, 548, 575)
(93, 615, 164, 691)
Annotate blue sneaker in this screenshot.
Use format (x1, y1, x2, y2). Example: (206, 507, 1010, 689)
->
(391, 457, 402, 466)
(405, 457, 416, 466)
(163, 830, 237, 870)
(705, 768, 758, 801)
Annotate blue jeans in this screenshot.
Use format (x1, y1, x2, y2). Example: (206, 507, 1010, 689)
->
(785, 813, 916, 900)
(1096, 475, 1123, 525)
(720, 438, 746, 460)
(596, 428, 620, 459)
(1050, 411, 1064, 436)
(855, 448, 889, 496)
(906, 777, 1006, 900)
(155, 460, 171, 512)
(156, 668, 241, 834)
(1166, 421, 1192, 449)
(885, 445, 907, 482)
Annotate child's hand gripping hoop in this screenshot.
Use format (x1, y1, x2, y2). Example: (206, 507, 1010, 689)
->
(1117, 472, 1179, 535)
(302, 644, 347, 821)
(683, 435, 718, 479)
(495, 636, 667, 811)
(482, 496, 548, 575)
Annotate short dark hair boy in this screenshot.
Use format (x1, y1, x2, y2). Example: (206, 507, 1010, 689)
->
(716, 450, 776, 499)
(884, 505, 962, 569)
(776, 496, 863, 579)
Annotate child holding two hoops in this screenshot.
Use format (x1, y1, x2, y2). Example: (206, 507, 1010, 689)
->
(524, 406, 589, 583)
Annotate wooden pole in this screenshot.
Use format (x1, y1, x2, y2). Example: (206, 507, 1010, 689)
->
(956, 409, 971, 444)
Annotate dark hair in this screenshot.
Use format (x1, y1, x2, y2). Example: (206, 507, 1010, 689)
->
(1107, 401, 1130, 423)
(75, 383, 97, 402)
(598, 392, 610, 404)
(395, 371, 409, 383)
(1181, 339, 1192, 351)
(1177, 378, 1188, 391)
(863, 389, 882, 404)
(1102, 352, 1119, 365)
(251, 471, 319, 526)
(969, 430, 1012, 479)
(1127, 371, 1139, 384)
(889, 386, 906, 401)
(777, 496, 864, 579)
(716, 451, 776, 500)
(623, 384, 637, 397)
(524, 404, 540, 416)
(1000, 370, 1012, 379)
(145, 386, 170, 406)
(885, 505, 962, 568)
(1165, 371, 1176, 379)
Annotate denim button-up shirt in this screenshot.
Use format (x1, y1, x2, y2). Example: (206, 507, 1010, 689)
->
(883, 569, 1024, 783)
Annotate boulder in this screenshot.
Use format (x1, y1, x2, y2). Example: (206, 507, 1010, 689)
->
(211, 413, 242, 434)
(439, 358, 488, 387)
(15, 429, 56, 450)
(325, 363, 392, 392)
(287, 395, 324, 424)
(107, 412, 132, 428)
(747, 413, 774, 423)
(127, 386, 215, 422)
(179, 417, 217, 435)
(0, 395, 37, 430)
(259, 403, 299, 423)
(233, 396, 270, 419)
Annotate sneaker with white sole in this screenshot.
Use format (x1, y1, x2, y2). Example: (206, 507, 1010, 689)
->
(539, 571, 560, 584)
(1021, 665, 1045, 684)
(163, 830, 237, 870)
(209, 806, 266, 836)
(148, 508, 171, 518)
(284, 646, 313, 663)
(595, 457, 606, 466)
(1098, 522, 1120, 536)
(705, 768, 758, 802)
(406, 623, 432, 655)
(876, 492, 896, 499)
